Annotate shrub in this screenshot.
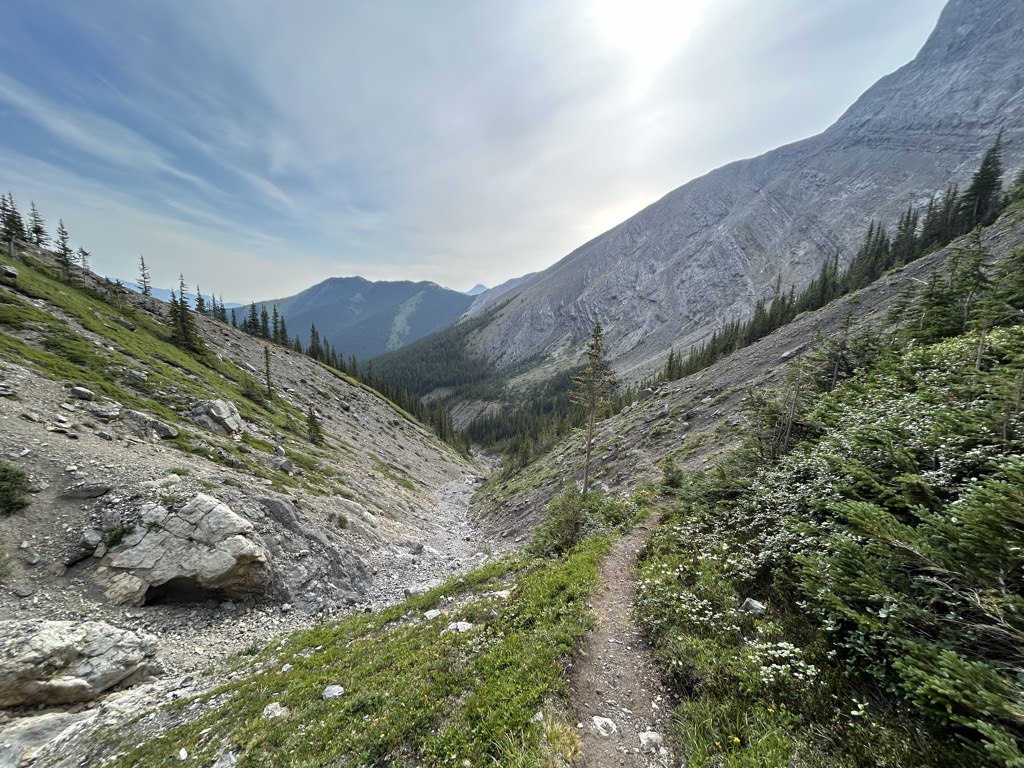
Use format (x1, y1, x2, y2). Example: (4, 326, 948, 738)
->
(529, 487, 597, 557)
(0, 460, 29, 516)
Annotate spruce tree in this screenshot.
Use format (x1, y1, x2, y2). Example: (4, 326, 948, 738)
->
(171, 275, 205, 354)
(194, 286, 207, 315)
(138, 255, 152, 296)
(28, 202, 47, 247)
(570, 323, 616, 495)
(55, 219, 72, 281)
(959, 134, 1004, 231)
(76, 246, 90, 272)
(306, 405, 325, 446)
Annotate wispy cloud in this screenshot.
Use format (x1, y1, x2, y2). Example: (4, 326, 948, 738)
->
(0, 0, 949, 296)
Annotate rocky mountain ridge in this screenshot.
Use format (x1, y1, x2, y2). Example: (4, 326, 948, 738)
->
(461, 0, 1024, 383)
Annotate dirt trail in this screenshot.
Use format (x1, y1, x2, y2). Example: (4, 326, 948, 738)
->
(570, 519, 674, 767)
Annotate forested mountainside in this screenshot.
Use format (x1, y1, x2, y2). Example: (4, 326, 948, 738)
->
(403, 0, 1024, 392)
(255, 276, 474, 361)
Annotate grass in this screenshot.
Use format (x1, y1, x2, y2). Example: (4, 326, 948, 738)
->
(370, 453, 416, 491)
(0, 459, 30, 516)
(100, 536, 611, 767)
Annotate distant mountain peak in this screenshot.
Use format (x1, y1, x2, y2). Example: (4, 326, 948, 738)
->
(466, 284, 488, 296)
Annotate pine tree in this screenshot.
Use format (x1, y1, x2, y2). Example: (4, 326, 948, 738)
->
(246, 302, 259, 335)
(170, 275, 205, 354)
(2, 193, 26, 245)
(28, 202, 47, 247)
(259, 305, 270, 339)
(306, 405, 325, 446)
(194, 286, 207, 315)
(959, 134, 1004, 232)
(76, 246, 90, 272)
(55, 219, 72, 281)
(278, 313, 288, 346)
(308, 324, 322, 360)
(138, 255, 152, 296)
(570, 323, 617, 495)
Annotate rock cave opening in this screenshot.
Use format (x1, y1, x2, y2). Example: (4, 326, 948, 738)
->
(144, 577, 224, 605)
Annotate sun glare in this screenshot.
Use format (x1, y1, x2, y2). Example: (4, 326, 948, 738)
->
(589, 0, 713, 88)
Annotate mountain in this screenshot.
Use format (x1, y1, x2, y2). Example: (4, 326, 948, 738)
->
(448, 0, 1024, 382)
(465, 284, 489, 296)
(262, 276, 475, 360)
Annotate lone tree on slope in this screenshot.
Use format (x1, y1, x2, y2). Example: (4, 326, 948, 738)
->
(570, 322, 617, 495)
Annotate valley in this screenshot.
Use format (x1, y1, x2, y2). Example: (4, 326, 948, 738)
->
(2, 0, 1024, 766)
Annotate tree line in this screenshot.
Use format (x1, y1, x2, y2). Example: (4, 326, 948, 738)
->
(659, 135, 1023, 382)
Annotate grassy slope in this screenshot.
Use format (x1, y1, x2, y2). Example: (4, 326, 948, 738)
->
(96, 537, 611, 767)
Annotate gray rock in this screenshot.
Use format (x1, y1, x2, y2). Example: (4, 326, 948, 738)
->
(740, 597, 766, 618)
(0, 711, 87, 767)
(112, 316, 137, 331)
(80, 528, 104, 550)
(68, 386, 96, 401)
(262, 702, 290, 719)
(444, 621, 474, 634)
(91, 405, 122, 422)
(0, 620, 162, 706)
(591, 716, 617, 737)
(100, 493, 273, 606)
(20, 409, 44, 423)
(639, 731, 663, 752)
(0, 264, 18, 279)
(190, 399, 245, 436)
(123, 409, 178, 440)
(62, 483, 113, 499)
(211, 755, 239, 768)
(271, 458, 294, 473)
(321, 684, 345, 699)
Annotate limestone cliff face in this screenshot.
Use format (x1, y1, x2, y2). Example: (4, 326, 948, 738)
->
(469, 0, 1024, 378)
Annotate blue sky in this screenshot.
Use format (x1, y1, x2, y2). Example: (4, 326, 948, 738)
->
(0, 0, 947, 302)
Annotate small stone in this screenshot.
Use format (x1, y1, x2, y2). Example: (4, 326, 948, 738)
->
(424, 609, 442, 621)
(444, 621, 474, 634)
(322, 685, 345, 700)
(592, 716, 617, 737)
(262, 702, 289, 719)
(69, 386, 96, 401)
(178, 747, 188, 761)
(639, 731, 663, 753)
(280, 663, 293, 673)
(740, 598, 766, 618)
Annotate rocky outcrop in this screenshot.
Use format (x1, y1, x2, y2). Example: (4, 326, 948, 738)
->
(98, 494, 273, 606)
(258, 496, 369, 613)
(190, 399, 245, 437)
(122, 409, 178, 440)
(0, 620, 162, 707)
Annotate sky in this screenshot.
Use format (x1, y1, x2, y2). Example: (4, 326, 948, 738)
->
(0, 0, 949, 303)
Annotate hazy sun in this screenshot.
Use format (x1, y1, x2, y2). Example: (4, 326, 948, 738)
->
(589, 0, 714, 87)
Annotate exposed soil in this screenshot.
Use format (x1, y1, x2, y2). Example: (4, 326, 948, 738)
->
(570, 518, 674, 767)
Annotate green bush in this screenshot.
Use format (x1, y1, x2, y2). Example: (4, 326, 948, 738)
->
(0, 460, 29, 516)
